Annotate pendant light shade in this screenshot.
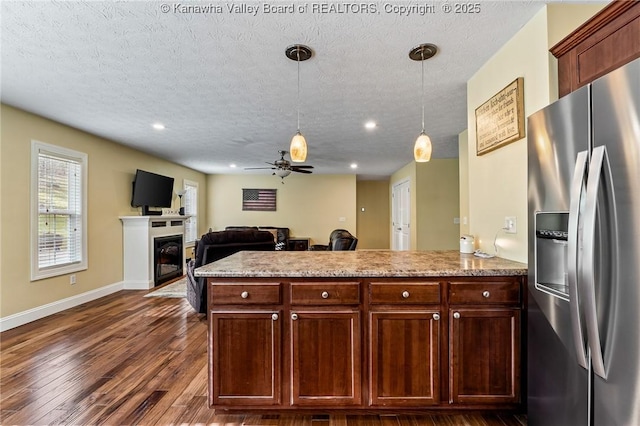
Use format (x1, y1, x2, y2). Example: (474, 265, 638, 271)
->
(286, 44, 313, 163)
(414, 131, 432, 162)
(409, 43, 438, 163)
(290, 131, 307, 162)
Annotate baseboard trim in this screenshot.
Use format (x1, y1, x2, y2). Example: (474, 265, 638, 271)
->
(123, 280, 153, 290)
(0, 281, 125, 332)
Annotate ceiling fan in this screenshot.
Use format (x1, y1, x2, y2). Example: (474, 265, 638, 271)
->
(245, 150, 314, 182)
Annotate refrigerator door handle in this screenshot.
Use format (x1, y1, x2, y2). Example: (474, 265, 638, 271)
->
(582, 145, 614, 380)
(568, 150, 589, 369)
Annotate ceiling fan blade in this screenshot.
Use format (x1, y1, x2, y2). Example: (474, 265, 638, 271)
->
(292, 169, 313, 174)
(291, 165, 314, 169)
(245, 167, 276, 170)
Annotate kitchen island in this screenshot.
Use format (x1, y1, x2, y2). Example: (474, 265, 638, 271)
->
(195, 250, 527, 412)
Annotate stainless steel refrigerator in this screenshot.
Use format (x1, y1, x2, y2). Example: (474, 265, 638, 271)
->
(527, 58, 640, 426)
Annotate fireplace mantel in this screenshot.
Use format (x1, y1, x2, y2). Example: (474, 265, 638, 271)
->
(120, 215, 188, 289)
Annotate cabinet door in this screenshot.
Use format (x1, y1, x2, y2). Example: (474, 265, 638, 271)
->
(369, 310, 441, 406)
(290, 310, 361, 406)
(210, 311, 281, 407)
(449, 308, 520, 405)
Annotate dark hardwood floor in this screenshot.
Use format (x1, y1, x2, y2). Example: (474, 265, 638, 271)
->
(0, 290, 527, 425)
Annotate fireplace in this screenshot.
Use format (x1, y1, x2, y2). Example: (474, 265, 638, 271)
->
(154, 234, 183, 286)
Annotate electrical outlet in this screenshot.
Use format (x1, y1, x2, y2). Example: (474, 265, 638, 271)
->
(70, 274, 76, 285)
(504, 216, 517, 234)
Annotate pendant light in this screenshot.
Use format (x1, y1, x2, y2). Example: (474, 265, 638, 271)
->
(409, 43, 438, 162)
(286, 44, 313, 162)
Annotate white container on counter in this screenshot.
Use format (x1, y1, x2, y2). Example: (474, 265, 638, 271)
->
(460, 235, 475, 253)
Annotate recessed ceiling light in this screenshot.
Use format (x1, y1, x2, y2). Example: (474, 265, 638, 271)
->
(152, 123, 165, 130)
(229, 164, 237, 168)
(350, 163, 358, 169)
(364, 121, 377, 130)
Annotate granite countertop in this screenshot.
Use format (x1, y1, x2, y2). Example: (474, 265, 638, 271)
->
(194, 250, 528, 278)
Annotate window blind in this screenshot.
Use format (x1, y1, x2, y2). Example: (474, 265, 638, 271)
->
(37, 151, 83, 269)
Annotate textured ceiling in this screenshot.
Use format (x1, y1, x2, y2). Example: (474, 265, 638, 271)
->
(2, 1, 555, 179)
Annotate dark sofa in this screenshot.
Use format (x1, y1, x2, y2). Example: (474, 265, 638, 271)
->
(186, 229, 276, 313)
(225, 226, 290, 250)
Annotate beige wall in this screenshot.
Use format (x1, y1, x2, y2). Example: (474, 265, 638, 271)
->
(356, 180, 390, 249)
(0, 105, 207, 319)
(416, 159, 460, 250)
(458, 130, 470, 237)
(206, 173, 356, 245)
(390, 159, 460, 250)
(466, 4, 606, 263)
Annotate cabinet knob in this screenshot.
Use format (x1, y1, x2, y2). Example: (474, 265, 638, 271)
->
(321, 291, 329, 299)
(271, 313, 279, 321)
(291, 313, 298, 321)
(482, 291, 490, 298)
(453, 312, 461, 319)
(402, 291, 410, 299)
(240, 291, 249, 299)
(432, 313, 440, 321)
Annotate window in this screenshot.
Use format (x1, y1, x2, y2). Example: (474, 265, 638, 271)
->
(31, 141, 88, 280)
(183, 180, 198, 245)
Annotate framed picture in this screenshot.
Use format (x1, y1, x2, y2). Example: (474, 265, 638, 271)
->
(475, 77, 525, 155)
(242, 188, 276, 211)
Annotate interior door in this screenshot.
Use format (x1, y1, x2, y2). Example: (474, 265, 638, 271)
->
(392, 180, 410, 250)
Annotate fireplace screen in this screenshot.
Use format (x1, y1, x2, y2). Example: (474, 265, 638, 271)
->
(154, 235, 183, 286)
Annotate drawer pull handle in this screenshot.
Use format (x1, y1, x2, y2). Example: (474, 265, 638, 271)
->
(402, 291, 410, 299)
(240, 291, 249, 299)
(321, 291, 329, 299)
(271, 313, 279, 321)
(453, 312, 461, 319)
(291, 313, 298, 320)
(482, 291, 490, 298)
(432, 313, 440, 321)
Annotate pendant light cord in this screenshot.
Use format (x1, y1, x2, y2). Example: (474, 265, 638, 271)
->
(421, 50, 425, 133)
(296, 49, 301, 132)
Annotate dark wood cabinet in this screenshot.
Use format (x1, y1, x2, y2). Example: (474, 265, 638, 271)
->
(209, 311, 281, 406)
(208, 275, 524, 412)
(369, 310, 441, 406)
(448, 280, 522, 406)
(290, 310, 361, 406)
(287, 237, 310, 251)
(368, 281, 441, 407)
(552, 1, 640, 97)
(449, 308, 521, 404)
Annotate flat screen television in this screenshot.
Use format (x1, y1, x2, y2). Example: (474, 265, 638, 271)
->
(131, 169, 174, 215)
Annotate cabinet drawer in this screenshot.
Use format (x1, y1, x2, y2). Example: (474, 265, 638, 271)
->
(369, 282, 440, 304)
(211, 283, 281, 305)
(449, 281, 520, 305)
(291, 282, 360, 305)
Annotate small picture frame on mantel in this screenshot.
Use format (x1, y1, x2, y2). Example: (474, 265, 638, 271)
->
(475, 77, 525, 156)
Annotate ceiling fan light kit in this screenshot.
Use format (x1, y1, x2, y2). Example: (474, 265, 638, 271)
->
(286, 44, 313, 163)
(410, 43, 437, 163)
(245, 150, 314, 183)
